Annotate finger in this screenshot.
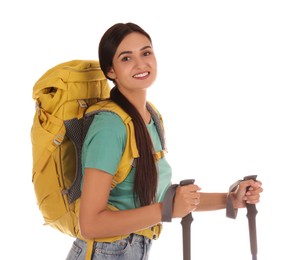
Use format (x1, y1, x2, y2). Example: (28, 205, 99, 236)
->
(193, 197, 200, 205)
(188, 191, 200, 199)
(246, 198, 260, 204)
(245, 193, 261, 203)
(180, 185, 201, 193)
(188, 184, 201, 192)
(240, 180, 262, 192)
(246, 186, 263, 196)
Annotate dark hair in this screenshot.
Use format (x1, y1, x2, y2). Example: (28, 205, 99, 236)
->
(99, 22, 152, 81)
(98, 23, 157, 207)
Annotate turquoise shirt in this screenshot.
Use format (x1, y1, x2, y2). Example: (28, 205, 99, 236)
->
(82, 111, 172, 210)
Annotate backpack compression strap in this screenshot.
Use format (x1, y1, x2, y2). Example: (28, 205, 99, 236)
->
(33, 108, 66, 174)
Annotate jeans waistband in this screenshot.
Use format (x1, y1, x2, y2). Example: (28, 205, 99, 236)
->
(128, 233, 152, 245)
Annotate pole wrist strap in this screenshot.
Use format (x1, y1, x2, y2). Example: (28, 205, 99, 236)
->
(162, 184, 178, 222)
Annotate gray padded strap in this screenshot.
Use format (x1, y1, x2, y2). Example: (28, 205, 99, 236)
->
(162, 184, 178, 222)
(226, 179, 242, 219)
(146, 102, 166, 151)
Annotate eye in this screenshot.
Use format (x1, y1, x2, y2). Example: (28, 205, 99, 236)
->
(121, 56, 130, 62)
(143, 51, 151, 56)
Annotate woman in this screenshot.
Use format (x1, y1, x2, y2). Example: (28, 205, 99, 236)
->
(66, 22, 263, 259)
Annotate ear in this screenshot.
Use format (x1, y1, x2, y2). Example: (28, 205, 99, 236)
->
(107, 67, 116, 80)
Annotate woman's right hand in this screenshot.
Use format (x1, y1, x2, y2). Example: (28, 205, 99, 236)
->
(172, 184, 201, 218)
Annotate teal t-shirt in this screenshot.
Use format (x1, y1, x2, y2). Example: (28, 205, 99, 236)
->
(82, 111, 172, 210)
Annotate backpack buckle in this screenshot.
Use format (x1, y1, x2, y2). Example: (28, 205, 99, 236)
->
(150, 224, 162, 240)
(78, 99, 88, 108)
(53, 134, 64, 146)
(35, 102, 41, 116)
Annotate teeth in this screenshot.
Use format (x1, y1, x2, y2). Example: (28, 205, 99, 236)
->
(134, 72, 148, 78)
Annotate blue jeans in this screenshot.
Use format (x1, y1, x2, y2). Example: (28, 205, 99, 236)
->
(66, 234, 153, 260)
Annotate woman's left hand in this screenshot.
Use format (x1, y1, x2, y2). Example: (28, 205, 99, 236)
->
(232, 179, 263, 208)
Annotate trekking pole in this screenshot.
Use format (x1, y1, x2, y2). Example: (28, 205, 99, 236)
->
(226, 175, 259, 260)
(180, 179, 195, 260)
(243, 175, 258, 260)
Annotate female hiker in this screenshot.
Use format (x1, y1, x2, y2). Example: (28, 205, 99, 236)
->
(66, 22, 263, 259)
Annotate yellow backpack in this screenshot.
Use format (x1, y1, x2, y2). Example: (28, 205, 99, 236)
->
(31, 60, 166, 258)
(31, 60, 110, 238)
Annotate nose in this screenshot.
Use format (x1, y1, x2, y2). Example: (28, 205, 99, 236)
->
(134, 56, 146, 69)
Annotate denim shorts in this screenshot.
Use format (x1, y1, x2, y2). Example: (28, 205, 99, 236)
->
(66, 234, 153, 260)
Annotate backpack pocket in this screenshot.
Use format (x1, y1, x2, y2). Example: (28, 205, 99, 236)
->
(31, 111, 68, 220)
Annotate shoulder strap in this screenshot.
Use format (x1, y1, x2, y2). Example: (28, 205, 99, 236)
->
(85, 100, 139, 159)
(85, 100, 139, 189)
(146, 102, 167, 152)
(84, 100, 167, 189)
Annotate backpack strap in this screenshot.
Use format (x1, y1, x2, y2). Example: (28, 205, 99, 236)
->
(146, 102, 167, 152)
(85, 240, 94, 260)
(85, 100, 167, 189)
(85, 100, 139, 189)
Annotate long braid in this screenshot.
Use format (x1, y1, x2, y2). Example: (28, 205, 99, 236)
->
(110, 87, 157, 206)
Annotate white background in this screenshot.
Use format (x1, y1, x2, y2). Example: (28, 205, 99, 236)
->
(1, 0, 285, 259)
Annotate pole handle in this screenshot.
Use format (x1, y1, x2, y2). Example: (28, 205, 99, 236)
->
(243, 175, 258, 258)
(180, 179, 195, 260)
(180, 179, 195, 226)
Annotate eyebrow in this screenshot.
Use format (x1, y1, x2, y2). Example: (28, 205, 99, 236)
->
(117, 45, 152, 58)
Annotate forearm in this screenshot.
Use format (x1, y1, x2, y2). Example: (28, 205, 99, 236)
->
(195, 192, 227, 211)
(80, 202, 163, 240)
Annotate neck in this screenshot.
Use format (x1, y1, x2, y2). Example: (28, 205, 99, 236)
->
(118, 87, 150, 124)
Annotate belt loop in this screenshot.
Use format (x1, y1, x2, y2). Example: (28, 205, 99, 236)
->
(129, 233, 135, 245)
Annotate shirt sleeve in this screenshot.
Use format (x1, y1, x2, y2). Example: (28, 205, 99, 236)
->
(82, 111, 127, 176)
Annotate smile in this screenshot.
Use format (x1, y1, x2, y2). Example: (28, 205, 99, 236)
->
(133, 72, 149, 78)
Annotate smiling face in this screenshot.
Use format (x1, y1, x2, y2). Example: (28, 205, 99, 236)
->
(107, 32, 157, 94)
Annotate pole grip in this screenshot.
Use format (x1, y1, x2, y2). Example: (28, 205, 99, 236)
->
(243, 175, 258, 259)
(180, 179, 195, 260)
